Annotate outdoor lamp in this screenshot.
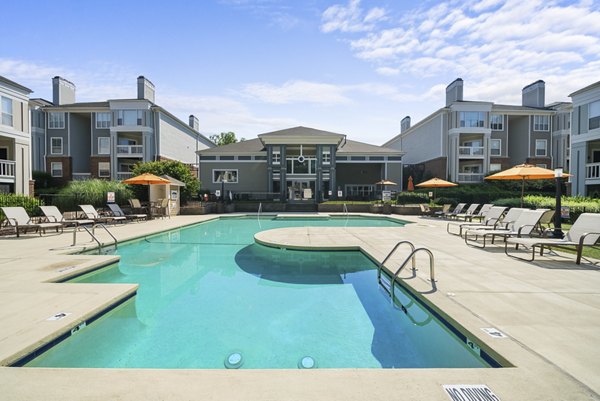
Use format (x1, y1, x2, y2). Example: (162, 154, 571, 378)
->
(553, 168, 564, 239)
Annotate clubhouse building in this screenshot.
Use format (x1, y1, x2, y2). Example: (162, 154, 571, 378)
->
(197, 126, 404, 203)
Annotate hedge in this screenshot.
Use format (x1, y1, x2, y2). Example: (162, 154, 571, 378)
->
(39, 180, 133, 212)
(0, 193, 44, 220)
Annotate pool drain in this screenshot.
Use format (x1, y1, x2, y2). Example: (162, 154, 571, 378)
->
(224, 352, 243, 369)
(298, 356, 316, 369)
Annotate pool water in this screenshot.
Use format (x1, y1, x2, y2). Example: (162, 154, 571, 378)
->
(25, 217, 490, 369)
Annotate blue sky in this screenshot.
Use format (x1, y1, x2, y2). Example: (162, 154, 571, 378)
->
(2, 0, 599, 144)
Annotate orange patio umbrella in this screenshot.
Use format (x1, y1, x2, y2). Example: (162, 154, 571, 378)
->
(485, 164, 571, 207)
(122, 173, 171, 185)
(415, 177, 457, 200)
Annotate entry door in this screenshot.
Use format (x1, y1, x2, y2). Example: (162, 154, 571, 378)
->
(288, 180, 312, 200)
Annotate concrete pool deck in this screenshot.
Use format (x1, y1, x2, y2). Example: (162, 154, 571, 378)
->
(0, 213, 599, 400)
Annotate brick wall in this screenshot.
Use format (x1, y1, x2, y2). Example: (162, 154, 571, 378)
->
(46, 156, 72, 185)
(90, 156, 111, 179)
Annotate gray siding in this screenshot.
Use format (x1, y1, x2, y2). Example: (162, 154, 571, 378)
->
(199, 161, 268, 192)
(396, 114, 444, 164)
(507, 115, 529, 165)
(91, 113, 110, 155)
(70, 114, 91, 173)
(47, 113, 68, 156)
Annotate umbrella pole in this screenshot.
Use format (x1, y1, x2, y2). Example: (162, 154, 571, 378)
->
(520, 179, 525, 207)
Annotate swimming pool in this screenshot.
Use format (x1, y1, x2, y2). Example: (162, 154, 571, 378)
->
(24, 216, 495, 369)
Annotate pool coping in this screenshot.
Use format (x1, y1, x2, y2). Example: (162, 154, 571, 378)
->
(0, 213, 599, 400)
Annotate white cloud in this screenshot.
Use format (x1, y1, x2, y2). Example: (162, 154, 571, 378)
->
(321, 0, 387, 33)
(322, 0, 600, 107)
(241, 80, 352, 105)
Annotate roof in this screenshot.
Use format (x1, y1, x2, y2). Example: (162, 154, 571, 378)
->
(569, 80, 600, 97)
(160, 175, 185, 187)
(198, 138, 265, 155)
(0, 76, 33, 94)
(44, 101, 110, 109)
(338, 140, 403, 155)
(492, 104, 554, 113)
(259, 126, 345, 138)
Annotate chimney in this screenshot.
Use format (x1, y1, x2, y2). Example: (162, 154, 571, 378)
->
(52, 76, 76, 105)
(137, 76, 155, 102)
(401, 116, 411, 133)
(445, 78, 463, 106)
(522, 80, 545, 108)
(189, 115, 199, 131)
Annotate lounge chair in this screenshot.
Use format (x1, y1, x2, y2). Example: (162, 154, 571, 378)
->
(151, 198, 170, 219)
(464, 209, 549, 248)
(419, 204, 433, 216)
(454, 203, 480, 221)
(505, 213, 600, 264)
(79, 205, 126, 224)
(442, 203, 466, 219)
(463, 207, 527, 234)
(128, 198, 148, 214)
(446, 206, 507, 236)
(433, 204, 451, 218)
(1, 206, 63, 237)
(107, 203, 147, 222)
(534, 209, 556, 236)
(465, 203, 493, 222)
(39, 205, 94, 228)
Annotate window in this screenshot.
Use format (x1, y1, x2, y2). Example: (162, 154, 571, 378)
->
(212, 169, 238, 184)
(345, 185, 374, 198)
(117, 110, 143, 126)
(322, 150, 331, 164)
(590, 100, 600, 131)
(98, 137, 110, 154)
(96, 112, 111, 128)
(490, 139, 501, 156)
(535, 139, 547, 156)
(98, 162, 110, 177)
(489, 163, 502, 172)
(1, 96, 12, 126)
(50, 137, 63, 155)
(490, 114, 503, 130)
(459, 111, 485, 128)
(51, 162, 63, 177)
(272, 150, 281, 165)
(533, 115, 549, 131)
(48, 112, 65, 129)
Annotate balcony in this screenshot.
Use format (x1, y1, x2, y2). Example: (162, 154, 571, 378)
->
(458, 146, 484, 157)
(117, 145, 143, 157)
(0, 159, 15, 181)
(586, 162, 600, 180)
(117, 172, 134, 180)
(458, 173, 484, 183)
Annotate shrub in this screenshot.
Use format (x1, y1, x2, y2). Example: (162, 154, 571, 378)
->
(0, 193, 44, 220)
(494, 195, 600, 223)
(50, 180, 133, 212)
(131, 160, 200, 203)
(395, 192, 429, 205)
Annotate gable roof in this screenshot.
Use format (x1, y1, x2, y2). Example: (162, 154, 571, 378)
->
(0, 76, 33, 94)
(198, 138, 265, 155)
(338, 140, 403, 155)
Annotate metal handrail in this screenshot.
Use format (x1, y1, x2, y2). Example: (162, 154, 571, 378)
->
(343, 203, 348, 215)
(257, 202, 262, 228)
(377, 240, 416, 284)
(78, 223, 117, 250)
(390, 248, 435, 301)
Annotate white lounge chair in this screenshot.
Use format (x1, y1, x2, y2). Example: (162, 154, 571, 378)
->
(505, 213, 600, 264)
(464, 209, 549, 248)
(39, 205, 94, 228)
(442, 203, 466, 219)
(1, 206, 63, 237)
(79, 205, 126, 224)
(446, 206, 507, 236)
(454, 203, 480, 221)
(107, 203, 147, 222)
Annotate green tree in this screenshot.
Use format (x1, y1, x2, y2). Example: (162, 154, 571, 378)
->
(209, 131, 244, 145)
(131, 160, 200, 202)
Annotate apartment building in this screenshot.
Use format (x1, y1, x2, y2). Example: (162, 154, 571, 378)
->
(384, 79, 561, 184)
(0, 76, 33, 195)
(569, 80, 600, 197)
(31, 76, 214, 184)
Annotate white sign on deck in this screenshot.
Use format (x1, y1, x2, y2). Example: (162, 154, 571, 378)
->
(443, 384, 501, 401)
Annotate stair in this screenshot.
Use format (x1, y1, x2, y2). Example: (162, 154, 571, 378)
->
(285, 202, 318, 212)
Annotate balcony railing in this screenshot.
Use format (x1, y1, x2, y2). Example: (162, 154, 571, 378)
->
(586, 162, 600, 180)
(117, 172, 134, 180)
(458, 173, 484, 183)
(0, 159, 15, 180)
(116, 145, 143, 157)
(458, 146, 484, 157)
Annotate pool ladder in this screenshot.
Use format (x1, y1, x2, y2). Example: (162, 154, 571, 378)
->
(377, 240, 435, 302)
(73, 223, 118, 252)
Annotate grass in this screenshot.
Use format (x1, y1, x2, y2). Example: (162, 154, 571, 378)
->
(550, 223, 600, 261)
